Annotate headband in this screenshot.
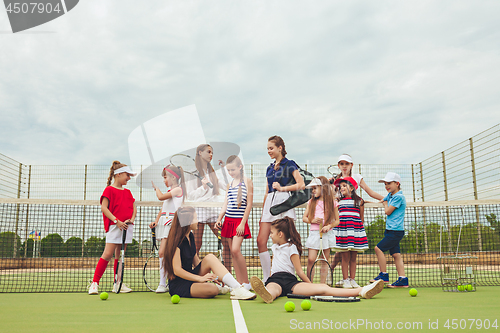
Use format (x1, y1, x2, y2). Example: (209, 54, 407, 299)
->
(164, 165, 181, 179)
(338, 154, 353, 163)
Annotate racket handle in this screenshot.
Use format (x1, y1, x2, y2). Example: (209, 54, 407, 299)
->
(207, 182, 214, 189)
(287, 294, 309, 299)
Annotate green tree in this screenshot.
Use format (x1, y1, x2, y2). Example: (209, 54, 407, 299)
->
(20, 238, 34, 257)
(126, 239, 140, 257)
(0, 232, 21, 258)
(40, 233, 64, 257)
(364, 216, 386, 254)
(64, 237, 83, 257)
(84, 236, 105, 257)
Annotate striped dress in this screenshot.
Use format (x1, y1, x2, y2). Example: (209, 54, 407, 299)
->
(333, 198, 368, 252)
(221, 181, 252, 239)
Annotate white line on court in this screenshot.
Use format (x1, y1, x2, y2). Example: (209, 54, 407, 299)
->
(231, 300, 249, 333)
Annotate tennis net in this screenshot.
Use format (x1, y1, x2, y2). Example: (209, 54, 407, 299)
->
(1, 198, 499, 292)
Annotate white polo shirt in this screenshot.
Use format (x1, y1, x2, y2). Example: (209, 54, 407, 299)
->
(270, 243, 299, 276)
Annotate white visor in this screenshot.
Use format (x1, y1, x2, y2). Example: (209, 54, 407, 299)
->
(305, 178, 323, 188)
(114, 166, 137, 176)
(338, 154, 353, 164)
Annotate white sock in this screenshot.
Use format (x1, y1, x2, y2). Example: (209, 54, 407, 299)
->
(222, 273, 241, 289)
(259, 252, 271, 282)
(159, 257, 166, 287)
(243, 283, 251, 290)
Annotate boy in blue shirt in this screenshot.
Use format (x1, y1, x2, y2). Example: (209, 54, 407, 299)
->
(369, 172, 408, 288)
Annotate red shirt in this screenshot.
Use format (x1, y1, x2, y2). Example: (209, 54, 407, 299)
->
(100, 186, 135, 232)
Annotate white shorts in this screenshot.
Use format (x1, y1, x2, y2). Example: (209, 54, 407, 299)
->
(106, 224, 134, 244)
(305, 229, 336, 250)
(195, 207, 218, 224)
(157, 217, 172, 240)
(260, 191, 296, 222)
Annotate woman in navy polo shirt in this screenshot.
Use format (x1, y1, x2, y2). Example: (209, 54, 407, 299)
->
(257, 135, 305, 283)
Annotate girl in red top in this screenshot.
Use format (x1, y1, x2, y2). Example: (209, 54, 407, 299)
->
(88, 161, 137, 295)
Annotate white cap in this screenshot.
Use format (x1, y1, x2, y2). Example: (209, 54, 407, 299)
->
(114, 166, 137, 176)
(338, 154, 353, 164)
(378, 172, 401, 183)
(305, 178, 323, 188)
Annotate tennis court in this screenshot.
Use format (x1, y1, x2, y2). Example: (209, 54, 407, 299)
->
(1, 286, 499, 332)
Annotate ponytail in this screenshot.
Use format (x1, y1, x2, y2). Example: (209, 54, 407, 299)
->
(162, 165, 187, 202)
(271, 217, 302, 256)
(107, 161, 126, 186)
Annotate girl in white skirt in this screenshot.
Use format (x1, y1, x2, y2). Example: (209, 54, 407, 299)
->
(88, 161, 137, 295)
(149, 165, 186, 293)
(303, 176, 339, 284)
(257, 135, 305, 282)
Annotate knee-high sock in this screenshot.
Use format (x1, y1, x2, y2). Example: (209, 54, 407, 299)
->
(259, 251, 271, 282)
(159, 257, 167, 287)
(93, 258, 109, 283)
(222, 273, 241, 289)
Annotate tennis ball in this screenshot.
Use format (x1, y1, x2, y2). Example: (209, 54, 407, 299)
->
(284, 301, 295, 312)
(466, 284, 473, 291)
(99, 292, 108, 300)
(301, 300, 312, 311)
(457, 285, 465, 291)
(409, 288, 418, 297)
(171, 294, 180, 304)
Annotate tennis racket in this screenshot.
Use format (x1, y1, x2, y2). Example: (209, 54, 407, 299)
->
(143, 227, 160, 292)
(308, 222, 333, 286)
(327, 165, 338, 184)
(170, 153, 213, 188)
(287, 294, 360, 303)
(217, 229, 224, 264)
(115, 228, 127, 293)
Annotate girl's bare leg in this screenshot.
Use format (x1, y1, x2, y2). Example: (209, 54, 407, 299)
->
(349, 251, 357, 279)
(229, 236, 249, 284)
(292, 282, 362, 297)
(340, 252, 350, 280)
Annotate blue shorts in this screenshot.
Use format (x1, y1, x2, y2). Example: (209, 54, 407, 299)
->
(376, 230, 405, 255)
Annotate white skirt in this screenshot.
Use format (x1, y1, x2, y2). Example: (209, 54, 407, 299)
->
(261, 191, 296, 222)
(106, 224, 134, 244)
(157, 216, 172, 239)
(305, 229, 336, 250)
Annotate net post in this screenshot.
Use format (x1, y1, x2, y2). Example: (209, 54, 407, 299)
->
(469, 138, 483, 251)
(23, 165, 32, 258)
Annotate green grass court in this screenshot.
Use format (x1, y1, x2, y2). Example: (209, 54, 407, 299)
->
(1, 286, 499, 333)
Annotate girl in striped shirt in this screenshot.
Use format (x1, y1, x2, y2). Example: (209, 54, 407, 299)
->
(332, 177, 368, 289)
(215, 155, 253, 290)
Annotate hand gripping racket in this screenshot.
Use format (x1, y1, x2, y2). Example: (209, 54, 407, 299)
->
(115, 227, 127, 293)
(327, 165, 338, 184)
(170, 153, 213, 188)
(308, 221, 333, 286)
(287, 294, 360, 303)
(143, 227, 160, 292)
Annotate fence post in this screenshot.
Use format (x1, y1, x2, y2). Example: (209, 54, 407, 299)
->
(82, 165, 87, 257)
(14, 163, 23, 258)
(441, 152, 453, 252)
(469, 138, 483, 251)
(411, 165, 419, 252)
(358, 164, 363, 198)
(419, 162, 429, 253)
(23, 165, 31, 258)
(411, 164, 416, 202)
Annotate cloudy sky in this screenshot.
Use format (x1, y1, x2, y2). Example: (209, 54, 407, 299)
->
(1, 0, 500, 167)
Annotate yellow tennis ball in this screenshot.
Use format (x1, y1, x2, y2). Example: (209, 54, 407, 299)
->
(284, 301, 295, 312)
(99, 292, 108, 300)
(457, 285, 465, 291)
(409, 288, 417, 297)
(466, 284, 473, 291)
(301, 300, 312, 310)
(171, 294, 180, 304)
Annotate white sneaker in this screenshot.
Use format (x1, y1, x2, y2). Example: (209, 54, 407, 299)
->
(230, 285, 257, 300)
(349, 278, 360, 288)
(88, 282, 98, 295)
(335, 279, 344, 288)
(155, 285, 168, 293)
(359, 280, 384, 299)
(343, 279, 353, 289)
(250, 276, 273, 303)
(217, 284, 231, 295)
(113, 283, 132, 293)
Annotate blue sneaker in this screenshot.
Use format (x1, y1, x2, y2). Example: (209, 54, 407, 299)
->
(370, 272, 389, 284)
(388, 277, 409, 288)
